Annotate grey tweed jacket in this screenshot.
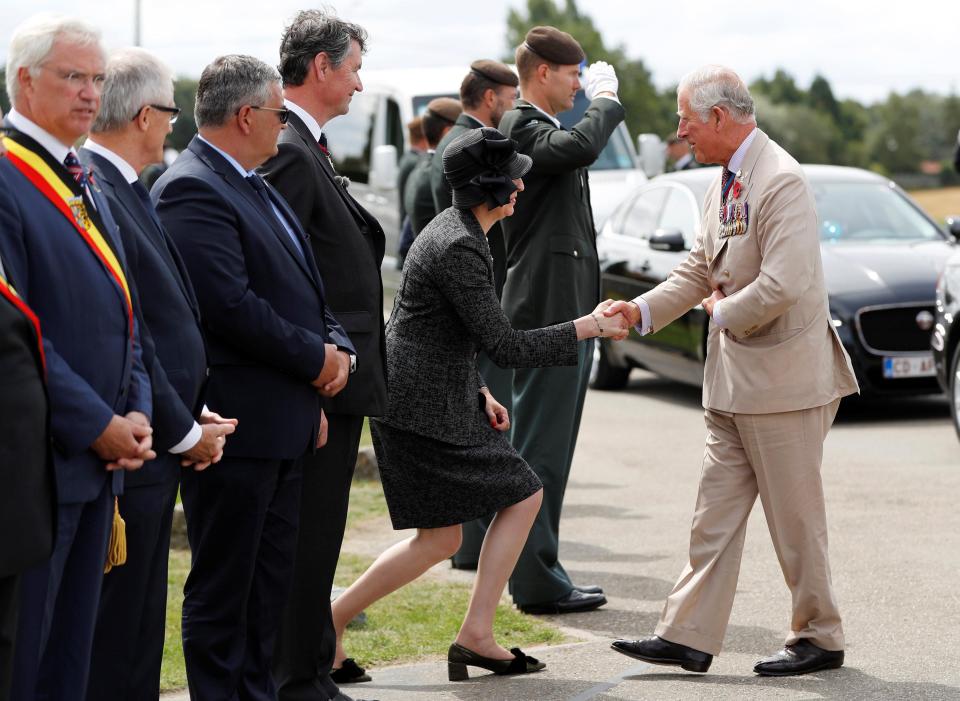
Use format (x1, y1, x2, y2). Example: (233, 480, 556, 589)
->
(382, 207, 579, 446)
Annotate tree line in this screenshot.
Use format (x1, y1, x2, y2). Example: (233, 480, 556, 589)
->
(2, 0, 958, 182)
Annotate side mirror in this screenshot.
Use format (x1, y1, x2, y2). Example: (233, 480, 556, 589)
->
(946, 215, 960, 242)
(637, 133, 666, 178)
(649, 228, 686, 252)
(369, 144, 398, 190)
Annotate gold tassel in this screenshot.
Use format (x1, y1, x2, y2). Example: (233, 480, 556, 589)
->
(103, 496, 127, 574)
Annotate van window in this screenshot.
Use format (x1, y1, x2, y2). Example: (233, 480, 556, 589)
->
(324, 92, 377, 184)
(386, 98, 404, 153)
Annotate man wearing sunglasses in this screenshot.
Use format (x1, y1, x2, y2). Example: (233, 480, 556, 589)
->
(152, 54, 355, 701)
(79, 47, 238, 701)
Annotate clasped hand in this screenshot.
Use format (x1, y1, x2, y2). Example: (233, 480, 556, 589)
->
(592, 300, 630, 340)
(313, 344, 350, 397)
(181, 410, 238, 471)
(92, 411, 156, 471)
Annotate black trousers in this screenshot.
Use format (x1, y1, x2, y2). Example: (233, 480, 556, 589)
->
(87, 461, 180, 701)
(0, 575, 19, 701)
(275, 414, 363, 701)
(180, 456, 302, 701)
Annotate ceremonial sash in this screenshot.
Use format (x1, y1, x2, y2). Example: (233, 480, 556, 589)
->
(0, 270, 46, 373)
(2, 137, 134, 339)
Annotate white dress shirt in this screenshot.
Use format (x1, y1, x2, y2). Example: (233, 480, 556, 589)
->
(81, 138, 204, 455)
(633, 128, 758, 335)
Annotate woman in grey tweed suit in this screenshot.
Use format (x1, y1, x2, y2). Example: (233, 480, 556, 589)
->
(330, 128, 629, 681)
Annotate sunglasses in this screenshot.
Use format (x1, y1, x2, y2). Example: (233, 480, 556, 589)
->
(249, 106, 290, 124)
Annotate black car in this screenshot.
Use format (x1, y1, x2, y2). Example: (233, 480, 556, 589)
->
(594, 165, 958, 398)
(932, 224, 960, 438)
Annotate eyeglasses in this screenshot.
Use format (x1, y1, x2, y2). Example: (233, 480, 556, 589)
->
(40, 66, 106, 93)
(132, 104, 181, 124)
(249, 106, 290, 124)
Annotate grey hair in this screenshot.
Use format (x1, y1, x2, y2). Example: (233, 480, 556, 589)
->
(678, 65, 756, 124)
(278, 9, 367, 87)
(5, 13, 105, 104)
(92, 48, 173, 133)
(194, 55, 279, 129)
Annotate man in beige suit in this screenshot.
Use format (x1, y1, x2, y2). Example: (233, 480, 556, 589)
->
(606, 66, 858, 677)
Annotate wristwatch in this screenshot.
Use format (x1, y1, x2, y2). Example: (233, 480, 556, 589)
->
(348, 353, 357, 374)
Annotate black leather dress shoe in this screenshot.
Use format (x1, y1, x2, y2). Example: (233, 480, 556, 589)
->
(611, 636, 712, 673)
(519, 588, 607, 615)
(753, 639, 844, 676)
(574, 584, 604, 595)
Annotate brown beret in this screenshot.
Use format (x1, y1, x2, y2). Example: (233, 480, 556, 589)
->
(469, 59, 519, 88)
(425, 97, 462, 125)
(523, 26, 585, 66)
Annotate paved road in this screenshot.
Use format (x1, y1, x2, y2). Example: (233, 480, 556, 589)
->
(349, 371, 960, 700)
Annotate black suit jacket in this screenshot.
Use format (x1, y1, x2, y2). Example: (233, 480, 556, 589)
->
(0, 173, 55, 576)
(80, 148, 208, 485)
(260, 111, 387, 417)
(152, 136, 354, 459)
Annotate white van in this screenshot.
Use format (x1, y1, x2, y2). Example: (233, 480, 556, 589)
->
(322, 66, 658, 262)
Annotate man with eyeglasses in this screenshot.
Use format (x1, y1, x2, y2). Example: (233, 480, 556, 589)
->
(0, 15, 156, 700)
(152, 54, 355, 701)
(78, 47, 238, 701)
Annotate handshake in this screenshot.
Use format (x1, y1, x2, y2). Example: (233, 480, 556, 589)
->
(578, 299, 636, 341)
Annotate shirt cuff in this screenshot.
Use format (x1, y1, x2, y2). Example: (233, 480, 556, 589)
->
(712, 298, 728, 328)
(633, 296, 653, 336)
(169, 421, 202, 454)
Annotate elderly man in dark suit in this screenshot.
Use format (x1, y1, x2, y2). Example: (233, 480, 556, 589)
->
(78, 47, 237, 701)
(258, 11, 381, 700)
(153, 54, 355, 701)
(0, 172, 56, 701)
(430, 59, 520, 571)
(497, 26, 625, 615)
(0, 15, 155, 700)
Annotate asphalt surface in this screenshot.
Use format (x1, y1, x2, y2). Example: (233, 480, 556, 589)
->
(336, 372, 960, 701)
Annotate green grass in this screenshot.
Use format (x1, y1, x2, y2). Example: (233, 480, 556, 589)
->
(334, 552, 566, 668)
(159, 477, 565, 692)
(161, 548, 190, 691)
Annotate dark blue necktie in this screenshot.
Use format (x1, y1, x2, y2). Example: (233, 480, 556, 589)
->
(131, 180, 165, 230)
(246, 174, 305, 259)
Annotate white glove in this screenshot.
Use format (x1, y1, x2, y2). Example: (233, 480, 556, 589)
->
(583, 61, 618, 101)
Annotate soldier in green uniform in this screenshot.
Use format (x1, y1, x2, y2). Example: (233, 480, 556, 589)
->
(403, 97, 460, 239)
(498, 26, 625, 614)
(429, 61, 521, 570)
(396, 116, 426, 266)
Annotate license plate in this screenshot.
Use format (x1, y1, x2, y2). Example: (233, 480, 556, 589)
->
(883, 354, 936, 379)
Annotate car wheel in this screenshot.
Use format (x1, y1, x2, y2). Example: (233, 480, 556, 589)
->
(590, 338, 630, 390)
(951, 343, 960, 443)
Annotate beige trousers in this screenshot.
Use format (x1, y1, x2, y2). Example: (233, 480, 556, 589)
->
(654, 398, 843, 656)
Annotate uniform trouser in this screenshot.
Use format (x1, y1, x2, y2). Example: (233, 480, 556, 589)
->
(11, 481, 113, 701)
(180, 456, 302, 701)
(452, 351, 514, 568)
(0, 575, 19, 701)
(274, 414, 364, 701)
(656, 399, 844, 656)
(87, 462, 180, 701)
(507, 341, 593, 606)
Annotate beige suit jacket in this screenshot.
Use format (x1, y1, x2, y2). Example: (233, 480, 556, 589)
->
(643, 130, 859, 414)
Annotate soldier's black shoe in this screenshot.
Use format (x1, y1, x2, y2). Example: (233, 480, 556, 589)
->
(753, 639, 844, 676)
(519, 588, 606, 615)
(611, 636, 712, 673)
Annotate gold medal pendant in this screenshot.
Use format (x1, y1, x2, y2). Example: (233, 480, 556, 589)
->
(68, 196, 93, 230)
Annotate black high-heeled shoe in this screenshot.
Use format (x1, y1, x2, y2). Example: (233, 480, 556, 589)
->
(446, 642, 546, 681)
(330, 657, 372, 683)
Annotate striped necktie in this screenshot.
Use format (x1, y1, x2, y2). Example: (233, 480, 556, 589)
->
(63, 151, 90, 189)
(720, 168, 735, 203)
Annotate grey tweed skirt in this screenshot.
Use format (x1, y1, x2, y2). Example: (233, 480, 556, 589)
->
(370, 415, 543, 530)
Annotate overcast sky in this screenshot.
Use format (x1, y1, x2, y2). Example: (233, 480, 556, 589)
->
(3, 0, 958, 104)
